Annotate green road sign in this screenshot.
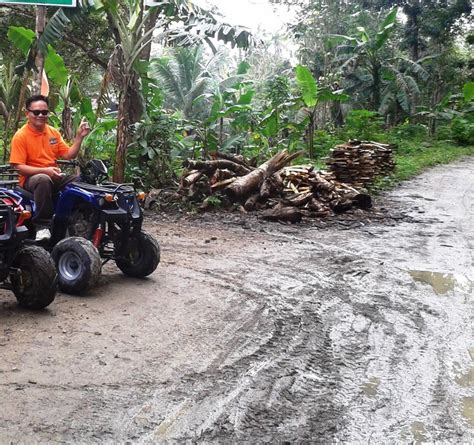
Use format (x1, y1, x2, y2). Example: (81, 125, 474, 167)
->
(0, 0, 76, 6)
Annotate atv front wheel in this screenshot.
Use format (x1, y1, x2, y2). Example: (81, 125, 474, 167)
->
(52, 237, 101, 294)
(115, 231, 160, 278)
(11, 246, 57, 309)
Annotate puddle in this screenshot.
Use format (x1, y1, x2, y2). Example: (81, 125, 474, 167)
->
(469, 348, 474, 361)
(456, 367, 474, 388)
(462, 397, 474, 427)
(410, 421, 428, 444)
(360, 377, 380, 397)
(408, 270, 473, 295)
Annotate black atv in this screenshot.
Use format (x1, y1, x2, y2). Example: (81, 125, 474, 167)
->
(0, 189, 57, 308)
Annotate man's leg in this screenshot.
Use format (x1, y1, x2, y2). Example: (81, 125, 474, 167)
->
(24, 174, 54, 226)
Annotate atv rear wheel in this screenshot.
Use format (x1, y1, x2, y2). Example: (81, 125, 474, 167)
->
(115, 231, 160, 278)
(11, 246, 57, 309)
(52, 237, 101, 294)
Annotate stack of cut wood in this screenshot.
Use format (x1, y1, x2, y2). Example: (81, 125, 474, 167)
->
(178, 150, 372, 223)
(326, 140, 395, 187)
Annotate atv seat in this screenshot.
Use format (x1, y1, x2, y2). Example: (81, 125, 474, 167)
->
(14, 186, 34, 201)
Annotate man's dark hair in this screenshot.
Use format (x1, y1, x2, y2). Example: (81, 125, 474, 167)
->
(25, 95, 49, 109)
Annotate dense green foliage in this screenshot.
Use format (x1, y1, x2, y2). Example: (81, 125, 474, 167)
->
(0, 0, 472, 189)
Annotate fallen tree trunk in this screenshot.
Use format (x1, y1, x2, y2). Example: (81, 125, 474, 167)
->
(211, 151, 253, 169)
(225, 150, 303, 201)
(244, 193, 260, 211)
(184, 159, 251, 176)
(260, 175, 283, 200)
(261, 206, 302, 223)
(210, 177, 236, 190)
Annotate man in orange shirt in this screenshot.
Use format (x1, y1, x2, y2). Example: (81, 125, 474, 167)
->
(10, 94, 90, 241)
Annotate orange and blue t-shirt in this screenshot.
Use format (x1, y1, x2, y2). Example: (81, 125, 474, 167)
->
(10, 124, 70, 186)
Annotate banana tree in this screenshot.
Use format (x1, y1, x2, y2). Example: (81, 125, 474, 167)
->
(332, 8, 398, 111)
(0, 58, 21, 162)
(295, 64, 348, 158)
(5, 26, 69, 160)
(94, 0, 165, 182)
(198, 61, 254, 153)
(25, 0, 255, 181)
(58, 76, 85, 141)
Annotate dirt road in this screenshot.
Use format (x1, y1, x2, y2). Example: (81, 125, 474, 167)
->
(1, 157, 473, 443)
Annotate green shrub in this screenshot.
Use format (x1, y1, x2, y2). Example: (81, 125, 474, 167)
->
(127, 113, 180, 188)
(393, 122, 428, 140)
(435, 125, 452, 141)
(451, 117, 474, 145)
(342, 110, 385, 141)
(313, 130, 342, 158)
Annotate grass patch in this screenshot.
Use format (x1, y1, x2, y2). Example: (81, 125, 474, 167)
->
(379, 140, 474, 188)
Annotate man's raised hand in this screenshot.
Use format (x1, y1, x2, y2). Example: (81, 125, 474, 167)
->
(77, 118, 91, 139)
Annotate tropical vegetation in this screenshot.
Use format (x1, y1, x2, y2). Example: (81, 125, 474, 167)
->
(0, 0, 472, 191)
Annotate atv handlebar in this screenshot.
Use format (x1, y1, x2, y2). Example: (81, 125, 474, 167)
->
(56, 159, 111, 185)
(56, 159, 80, 167)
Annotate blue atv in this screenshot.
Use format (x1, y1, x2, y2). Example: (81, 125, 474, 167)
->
(2, 159, 160, 294)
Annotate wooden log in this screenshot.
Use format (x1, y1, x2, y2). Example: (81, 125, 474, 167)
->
(311, 173, 336, 194)
(184, 159, 251, 176)
(350, 193, 372, 209)
(210, 177, 237, 190)
(244, 193, 260, 211)
(210, 168, 234, 186)
(225, 150, 303, 201)
(188, 178, 210, 201)
(261, 206, 302, 223)
(308, 198, 327, 212)
(331, 199, 353, 213)
(180, 170, 203, 189)
(211, 151, 253, 169)
(260, 175, 283, 200)
(282, 191, 314, 207)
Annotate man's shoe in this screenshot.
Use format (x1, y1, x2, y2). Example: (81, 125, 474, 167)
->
(35, 228, 51, 242)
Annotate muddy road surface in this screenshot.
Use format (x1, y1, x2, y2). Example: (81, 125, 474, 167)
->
(1, 157, 473, 443)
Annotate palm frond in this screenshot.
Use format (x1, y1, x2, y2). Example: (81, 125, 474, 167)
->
(151, 57, 187, 108)
(39, 2, 92, 56)
(396, 89, 410, 113)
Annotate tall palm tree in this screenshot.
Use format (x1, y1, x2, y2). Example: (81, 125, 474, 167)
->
(151, 46, 211, 119)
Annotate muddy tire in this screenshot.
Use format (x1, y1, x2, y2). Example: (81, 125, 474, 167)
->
(115, 232, 160, 278)
(11, 246, 57, 309)
(52, 237, 101, 294)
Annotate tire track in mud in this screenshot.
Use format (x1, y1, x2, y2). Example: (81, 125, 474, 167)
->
(321, 238, 471, 442)
(1, 159, 472, 443)
(119, 243, 349, 442)
(136, 208, 472, 443)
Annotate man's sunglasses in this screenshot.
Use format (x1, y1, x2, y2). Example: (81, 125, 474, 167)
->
(27, 109, 50, 116)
